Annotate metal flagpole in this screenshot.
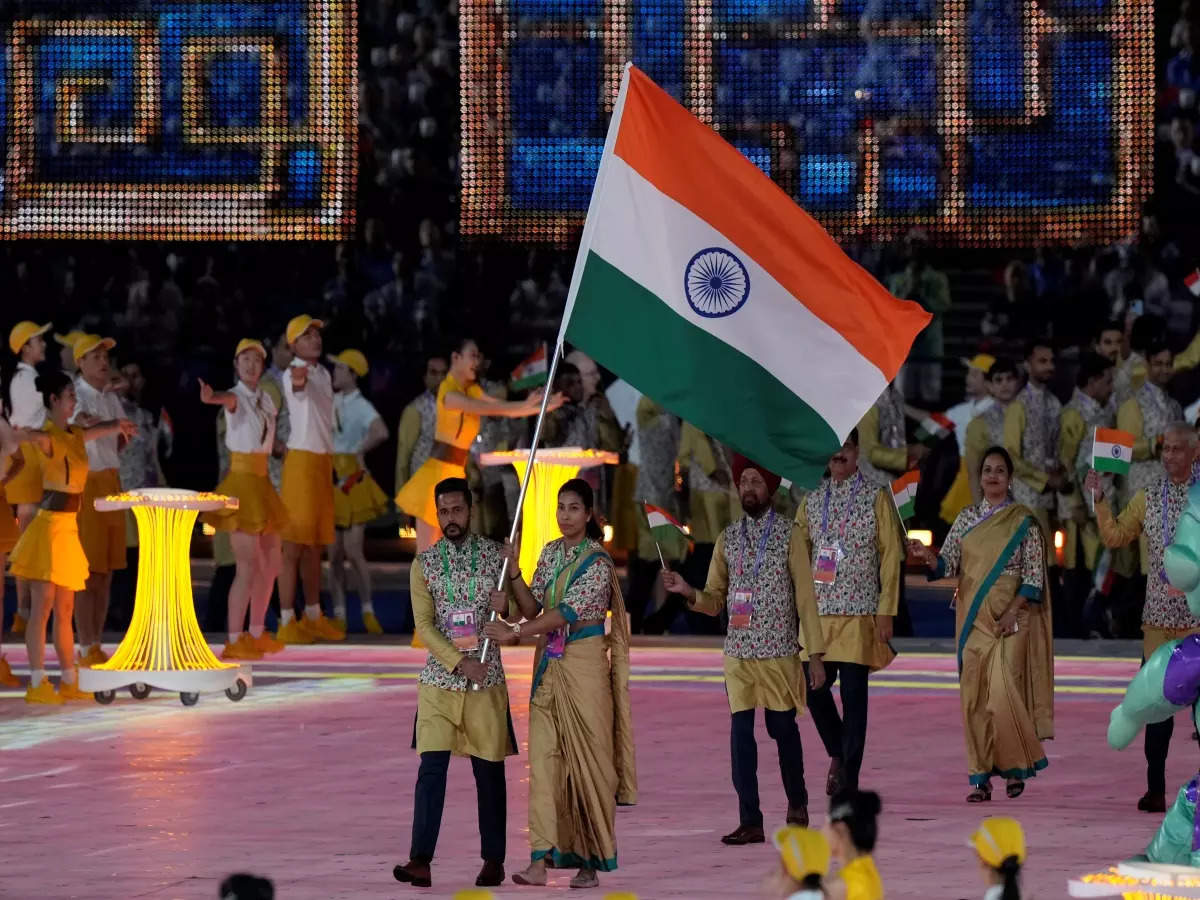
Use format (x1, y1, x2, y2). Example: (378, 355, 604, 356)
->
(474, 341, 564, 687)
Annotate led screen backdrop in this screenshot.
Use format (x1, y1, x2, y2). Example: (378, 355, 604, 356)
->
(461, 0, 1153, 246)
(0, 0, 355, 240)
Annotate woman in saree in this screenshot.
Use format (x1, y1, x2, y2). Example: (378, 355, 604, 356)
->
(908, 446, 1054, 802)
(482, 478, 636, 890)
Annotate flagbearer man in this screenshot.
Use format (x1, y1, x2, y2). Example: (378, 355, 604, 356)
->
(794, 429, 902, 795)
(1090, 422, 1200, 814)
(1118, 341, 1182, 504)
(394, 478, 515, 890)
(663, 454, 827, 843)
(1057, 352, 1116, 637)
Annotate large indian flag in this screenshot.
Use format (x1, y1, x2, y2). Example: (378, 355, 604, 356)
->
(558, 65, 932, 487)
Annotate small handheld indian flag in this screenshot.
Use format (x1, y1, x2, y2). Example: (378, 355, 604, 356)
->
(644, 502, 691, 564)
(1186, 269, 1200, 298)
(510, 344, 549, 390)
(891, 471, 919, 521)
(914, 412, 955, 447)
(1092, 427, 1134, 475)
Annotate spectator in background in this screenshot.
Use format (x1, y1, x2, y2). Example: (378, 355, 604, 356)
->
(1004, 341, 1064, 539)
(1168, 117, 1200, 196)
(889, 230, 951, 405)
(982, 260, 1046, 348)
(1168, 22, 1200, 107)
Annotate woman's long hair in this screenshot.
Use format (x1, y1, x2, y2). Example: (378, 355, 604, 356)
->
(559, 477, 604, 541)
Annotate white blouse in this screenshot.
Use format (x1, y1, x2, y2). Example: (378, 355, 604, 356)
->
(224, 381, 277, 455)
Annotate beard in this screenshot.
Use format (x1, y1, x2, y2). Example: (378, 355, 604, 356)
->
(740, 495, 769, 518)
(443, 522, 465, 540)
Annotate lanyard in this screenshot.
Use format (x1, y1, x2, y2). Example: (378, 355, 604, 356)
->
(438, 536, 479, 607)
(738, 509, 776, 581)
(976, 499, 1011, 528)
(821, 473, 863, 546)
(546, 541, 587, 610)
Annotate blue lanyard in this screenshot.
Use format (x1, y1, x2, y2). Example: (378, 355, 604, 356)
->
(738, 509, 776, 581)
(821, 473, 863, 545)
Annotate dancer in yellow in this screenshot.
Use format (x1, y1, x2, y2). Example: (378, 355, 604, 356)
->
(483, 479, 636, 891)
(199, 339, 289, 661)
(824, 789, 884, 900)
(0, 406, 36, 686)
(328, 349, 389, 633)
(396, 337, 560, 552)
(6, 320, 52, 639)
(13, 371, 134, 703)
(276, 315, 344, 644)
(911, 446, 1054, 801)
(71, 334, 133, 667)
(769, 826, 830, 899)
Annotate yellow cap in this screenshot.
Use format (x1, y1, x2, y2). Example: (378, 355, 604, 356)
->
(73, 334, 116, 363)
(54, 330, 85, 349)
(235, 338, 267, 360)
(451, 892, 494, 900)
(773, 826, 830, 883)
(9, 321, 51, 355)
(963, 353, 997, 373)
(327, 348, 368, 378)
(970, 817, 1026, 868)
(286, 314, 324, 346)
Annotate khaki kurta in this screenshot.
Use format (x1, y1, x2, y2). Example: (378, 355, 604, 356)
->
(410, 553, 515, 762)
(794, 482, 901, 670)
(1057, 396, 1114, 571)
(677, 423, 738, 544)
(1004, 384, 1061, 538)
(1096, 483, 1200, 657)
(691, 520, 825, 713)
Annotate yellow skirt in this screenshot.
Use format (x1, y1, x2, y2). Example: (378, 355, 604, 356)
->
(805, 615, 896, 671)
(204, 453, 290, 535)
(333, 453, 389, 528)
(78, 468, 126, 573)
(0, 491, 17, 555)
(414, 682, 516, 762)
(395, 456, 465, 528)
(280, 450, 334, 546)
(5, 443, 43, 506)
(724, 655, 807, 714)
(11, 509, 89, 591)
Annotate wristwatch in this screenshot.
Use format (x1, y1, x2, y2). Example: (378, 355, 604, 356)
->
(509, 622, 521, 637)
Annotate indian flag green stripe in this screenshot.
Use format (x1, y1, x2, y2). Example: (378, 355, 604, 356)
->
(565, 252, 838, 487)
(1093, 455, 1130, 474)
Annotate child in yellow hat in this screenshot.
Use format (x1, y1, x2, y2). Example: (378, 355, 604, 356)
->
(970, 817, 1025, 900)
(199, 339, 291, 659)
(327, 349, 390, 633)
(770, 825, 829, 899)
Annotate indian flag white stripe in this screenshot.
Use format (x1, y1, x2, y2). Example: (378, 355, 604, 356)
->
(893, 482, 918, 507)
(645, 509, 676, 530)
(583, 154, 888, 439)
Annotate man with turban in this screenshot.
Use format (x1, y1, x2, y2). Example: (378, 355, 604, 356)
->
(663, 453, 827, 843)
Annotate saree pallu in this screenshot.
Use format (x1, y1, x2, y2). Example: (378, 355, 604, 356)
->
(956, 505, 1054, 786)
(528, 551, 636, 869)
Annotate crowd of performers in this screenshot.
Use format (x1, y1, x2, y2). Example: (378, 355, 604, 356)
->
(2, 319, 1195, 897)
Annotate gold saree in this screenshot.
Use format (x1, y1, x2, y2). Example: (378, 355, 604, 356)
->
(527, 549, 637, 870)
(955, 504, 1054, 786)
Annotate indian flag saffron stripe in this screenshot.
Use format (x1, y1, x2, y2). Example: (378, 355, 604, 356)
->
(915, 412, 955, 445)
(892, 471, 919, 520)
(644, 503, 686, 532)
(1186, 269, 1200, 298)
(1093, 427, 1134, 475)
(511, 343, 549, 390)
(558, 65, 931, 488)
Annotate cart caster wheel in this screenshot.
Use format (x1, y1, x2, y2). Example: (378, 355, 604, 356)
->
(94, 690, 116, 705)
(179, 692, 199, 706)
(225, 678, 247, 702)
(129, 683, 151, 700)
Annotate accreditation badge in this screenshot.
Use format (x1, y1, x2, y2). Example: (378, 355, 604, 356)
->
(730, 590, 754, 629)
(813, 545, 840, 585)
(448, 608, 478, 651)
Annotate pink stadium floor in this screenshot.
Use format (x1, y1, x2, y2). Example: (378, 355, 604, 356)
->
(0, 642, 1193, 899)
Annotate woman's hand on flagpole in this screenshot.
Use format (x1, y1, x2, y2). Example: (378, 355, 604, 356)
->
(907, 539, 936, 569)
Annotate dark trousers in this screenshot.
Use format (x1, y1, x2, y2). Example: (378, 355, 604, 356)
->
(730, 708, 807, 827)
(626, 557, 659, 635)
(804, 661, 870, 790)
(410, 751, 506, 863)
(1146, 717, 1174, 796)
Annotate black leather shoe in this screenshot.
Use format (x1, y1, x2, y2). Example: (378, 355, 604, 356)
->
(393, 858, 432, 887)
(720, 824, 765, 845)
(476, 860, 504, 887)
(1138, 792, 1167, 813)
(786, 806, 809, 827)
